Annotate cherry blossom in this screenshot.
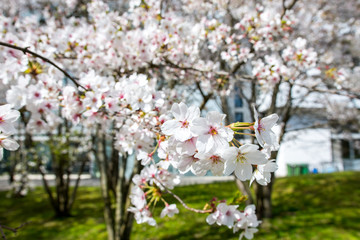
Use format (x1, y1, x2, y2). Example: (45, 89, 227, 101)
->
(0, 134, 19, 151)
(160, 204, 179, 218)
(250, 160, 278, 186)
(223, 144, 268, 181)
(161, 102, 200, 142)
(206, 202, 239, 228)
(0, 104, 20, 135)
(191, 111, 234, 154)
(253, 108, 279, 150)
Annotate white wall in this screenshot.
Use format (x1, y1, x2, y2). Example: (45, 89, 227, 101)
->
(276, 128, 334, 177)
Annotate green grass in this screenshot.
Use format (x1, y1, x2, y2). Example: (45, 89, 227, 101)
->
(0, 171, 359, 239)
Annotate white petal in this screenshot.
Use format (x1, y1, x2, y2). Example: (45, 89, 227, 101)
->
(171, 103, 181, 120)
(239, 144, 259, 152)
(191, 117, 208, 135)
(245, 151, 268, 165)
(0, 122, 17, 135)
(1, 138, 20, 151)
(207, 111, 225, 124)
(244, 228, 258, 239)
(235, 163, 252, 181)
(0, 104, 12, 113)
(261, 114, 279, 128)
(206, 214, 217, 225)
(161, 120, 181, 135)
(223, 160, 236, 176)
(175, 128, 192, 142)
(186, 105, 200, 121)
(196, 134, 212, 153)
(3, 110, 20, 122)
(264, 161, 278, 172)
(178, 102, 188, 120)
(221, 147, 238, 162)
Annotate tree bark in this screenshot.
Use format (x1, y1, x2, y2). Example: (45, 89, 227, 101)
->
(95, 130, 115, 240)
(95, 127, 139, 240)
(255, 177, 274, 219)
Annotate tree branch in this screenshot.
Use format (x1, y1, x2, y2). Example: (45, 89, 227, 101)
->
(155, 178, 212, 214)
(281, 0, 299, 18)
(68, 154, 88, 212)
(295, 82, 360, 100)
(0, 41, 86, 90)
(0, 222, 29, 239)
(0, 225, 6, 240)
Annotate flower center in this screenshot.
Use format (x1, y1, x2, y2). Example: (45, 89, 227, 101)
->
(237, 152, 246, 163)
(210, 155, 220, 164)
(181, 120, 189, 128)
(257, 123, 264, 132)
(209, 126, 218, 135)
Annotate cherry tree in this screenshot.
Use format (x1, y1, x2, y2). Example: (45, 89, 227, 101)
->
(0, 0, 358, 239)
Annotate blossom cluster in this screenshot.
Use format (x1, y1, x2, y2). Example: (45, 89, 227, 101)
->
(156, 102, 279, 184)
(207, 203, 261, 240)
(128, 165, 180, 226)
(127, 102, 279, 239)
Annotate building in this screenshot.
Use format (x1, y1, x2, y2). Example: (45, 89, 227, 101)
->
(229, 92, 360, 177)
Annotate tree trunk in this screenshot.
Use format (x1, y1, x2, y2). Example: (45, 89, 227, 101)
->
(95, 131, 115, 240)
(255, 151, 278, 219)
(255, 176, 274, 219)
(92, 118, 146, 240)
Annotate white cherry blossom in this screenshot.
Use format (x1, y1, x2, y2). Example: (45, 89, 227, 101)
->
(253, 108, 279, 150)
(0, 104, 20, 135)
(161, 102, 200, 142)
(191, 111, 233, 154)
(160, 204, 179, 218)
(250, 160, 278, 186)
(206, 202, 240, 228)
(223, 144, 268, 181)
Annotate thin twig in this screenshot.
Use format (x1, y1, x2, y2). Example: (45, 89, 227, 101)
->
(165, 187, 213, 213)
(0, 41, 86, 90)
(0, 225, 6, 240)
(0, 221, 30, 240)
(294, 82, 360, 99)
(155, 178, 212, 214)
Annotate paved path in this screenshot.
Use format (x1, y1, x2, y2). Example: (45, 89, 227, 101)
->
(0, 174, 235, 191)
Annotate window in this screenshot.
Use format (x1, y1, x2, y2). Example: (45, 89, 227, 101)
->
(341, 140, 350, 159)
(354, 140, 360, 159)
(234, 112, 244, 140)
(234, 94, 243, 108)
(341, 139, 360, 159)
(235, 112, 243, 123)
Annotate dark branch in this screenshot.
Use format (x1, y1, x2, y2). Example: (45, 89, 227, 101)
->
(295, 82, 360, 100)
(0, 222, 29, 239)
(0, 41, 86, 90)
(281, 0, 299, 18)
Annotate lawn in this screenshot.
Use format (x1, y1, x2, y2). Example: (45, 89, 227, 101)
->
(0, 171, 359, 240)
